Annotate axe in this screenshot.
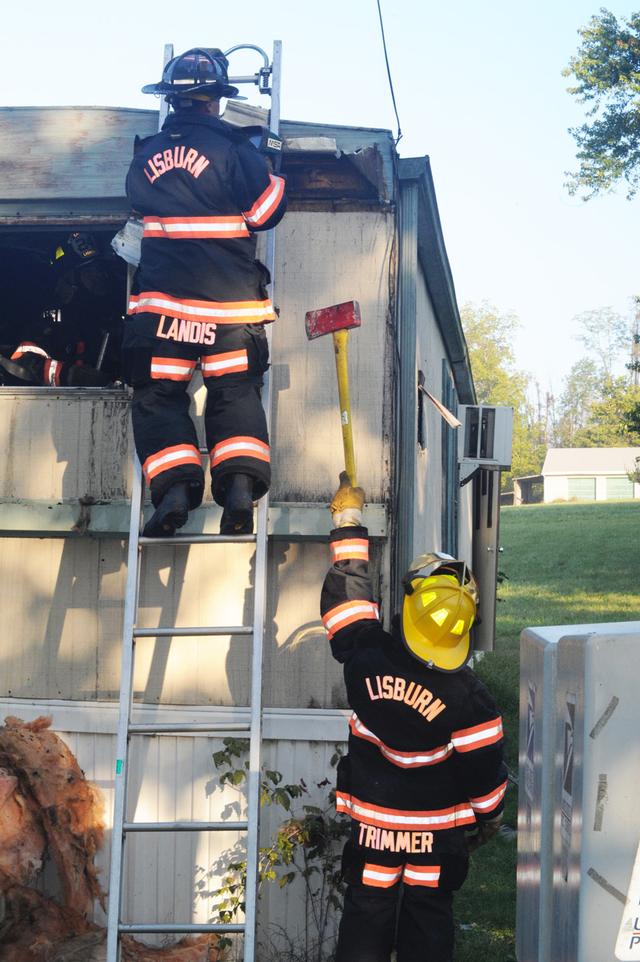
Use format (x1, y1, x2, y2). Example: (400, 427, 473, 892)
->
(305, 300, 361, 486)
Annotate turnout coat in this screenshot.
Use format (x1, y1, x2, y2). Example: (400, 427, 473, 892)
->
(321, 526, 508, 891)
(122, 110, 287, 506)
(126, 110, 286, 332)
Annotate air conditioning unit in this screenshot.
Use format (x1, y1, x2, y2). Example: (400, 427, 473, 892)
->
(458, 405, 513, 484)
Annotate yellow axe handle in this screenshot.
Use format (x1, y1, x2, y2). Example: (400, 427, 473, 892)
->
(332, 328, 357, 486)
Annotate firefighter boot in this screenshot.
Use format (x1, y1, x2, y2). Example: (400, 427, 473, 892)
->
(143, 481, 191, 538)
(220, 473, 254, 535)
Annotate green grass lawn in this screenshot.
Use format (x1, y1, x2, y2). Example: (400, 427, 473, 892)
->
(454, 500, 640, 962)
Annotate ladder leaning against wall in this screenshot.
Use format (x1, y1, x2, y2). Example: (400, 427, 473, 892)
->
(106, 40, 283, 962)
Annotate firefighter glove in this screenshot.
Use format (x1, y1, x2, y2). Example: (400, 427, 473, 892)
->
(66, 365, 113, 388)
(465, 813, 503, 854)
(330, 471, 365, 528)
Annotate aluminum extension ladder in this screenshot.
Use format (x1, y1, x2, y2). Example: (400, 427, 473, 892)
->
(106, 41, 282, 962)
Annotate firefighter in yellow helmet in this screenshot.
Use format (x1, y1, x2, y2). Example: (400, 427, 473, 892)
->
(321, 473, 507, 962)
(400, 552, 478, 672)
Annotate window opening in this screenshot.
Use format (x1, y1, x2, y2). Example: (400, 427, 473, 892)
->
(0, 227, 127, 388)
(417, 369, 426, 449)
(441, 361, 459, 555)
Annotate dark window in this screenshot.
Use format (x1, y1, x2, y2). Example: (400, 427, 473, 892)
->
(417, 369, 426, 449)
(0, 227, 127, 388)
(441, 361, 459, 554)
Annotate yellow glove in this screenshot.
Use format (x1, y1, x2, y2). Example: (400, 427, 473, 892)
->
(330, 472, 365, 528)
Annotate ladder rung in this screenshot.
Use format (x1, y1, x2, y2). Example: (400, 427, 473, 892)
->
(120, 923, 245, 934)
(128, 722, 251, 734)
(123, 820, 247, 833)
(133, 626, 252, 638)
(139, 533, 256, 545)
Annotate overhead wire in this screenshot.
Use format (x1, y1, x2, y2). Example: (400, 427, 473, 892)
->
(375, 0, 404, 600)
(376, 0, 403, 146)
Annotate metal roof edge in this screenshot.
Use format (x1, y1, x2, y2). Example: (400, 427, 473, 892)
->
(398, 156, 476, 404)
(541, 470, 637, 477)
(0, 105, 157, 114)
(280, 118, 395, 136)
(0, 105, 395, 137)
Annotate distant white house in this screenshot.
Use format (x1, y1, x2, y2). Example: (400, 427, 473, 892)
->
(542, 447, 640, 502)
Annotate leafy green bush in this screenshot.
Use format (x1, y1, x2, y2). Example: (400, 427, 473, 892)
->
(211, 739, 348, 961)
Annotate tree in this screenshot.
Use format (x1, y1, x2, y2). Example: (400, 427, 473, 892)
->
(461, 303, 546, 485)
(551, 305, 640, 446)
(626, 399, 640, 438)
(554, 358, 602, 445)
(572, 375, 640, 445)
(574, 306, 631, 374)
(629, 295, 640, 379)
(564, 8, 640, 198)
(461, 303, 527, 405)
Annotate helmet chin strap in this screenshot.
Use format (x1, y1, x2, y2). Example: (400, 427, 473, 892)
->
(167, 95, 221, 115)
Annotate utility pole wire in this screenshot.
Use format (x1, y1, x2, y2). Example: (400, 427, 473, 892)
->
(376, 0, 403, 146)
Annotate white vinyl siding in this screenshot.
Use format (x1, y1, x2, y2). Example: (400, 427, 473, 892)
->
(0, 699, 348, 954)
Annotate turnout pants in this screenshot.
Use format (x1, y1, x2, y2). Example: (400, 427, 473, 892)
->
(335, 842, 458, 962)
(122, 316, 270, 509)
(336, 884, 454, 962)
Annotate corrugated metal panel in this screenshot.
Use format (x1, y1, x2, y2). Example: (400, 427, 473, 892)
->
(270, 210, 395, 504)
(413, 266, 447, 560)
(0, 535, 384, 708)
(0, 389, 133, 500)
(0, 107, 158, 220)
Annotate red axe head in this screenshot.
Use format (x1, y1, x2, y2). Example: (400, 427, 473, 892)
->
(305, 300, 361, 340)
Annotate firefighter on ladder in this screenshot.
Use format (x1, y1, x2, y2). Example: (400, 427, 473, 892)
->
(322, 474, 508, 962)
(124, 48, 287, 537)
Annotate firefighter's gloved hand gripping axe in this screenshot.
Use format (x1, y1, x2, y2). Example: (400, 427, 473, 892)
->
(305, 301, 361, 486)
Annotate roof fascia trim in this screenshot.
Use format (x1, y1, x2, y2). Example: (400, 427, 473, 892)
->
(398, 156, 476, 404)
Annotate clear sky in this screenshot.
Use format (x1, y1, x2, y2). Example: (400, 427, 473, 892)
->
(2, 0, 637, 391)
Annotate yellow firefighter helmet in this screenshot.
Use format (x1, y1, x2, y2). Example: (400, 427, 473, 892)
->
(401, 552, 478, 672)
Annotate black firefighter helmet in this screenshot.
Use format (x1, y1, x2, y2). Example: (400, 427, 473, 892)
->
(52, 231, 100, 268)
(142, 48, 240, 101)
(50, 232, 115, 303)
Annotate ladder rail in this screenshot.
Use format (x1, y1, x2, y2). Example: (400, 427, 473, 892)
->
(106, 458, 143, 959)
(242, 38, 282, 962)
(108, 48, 173, 962)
